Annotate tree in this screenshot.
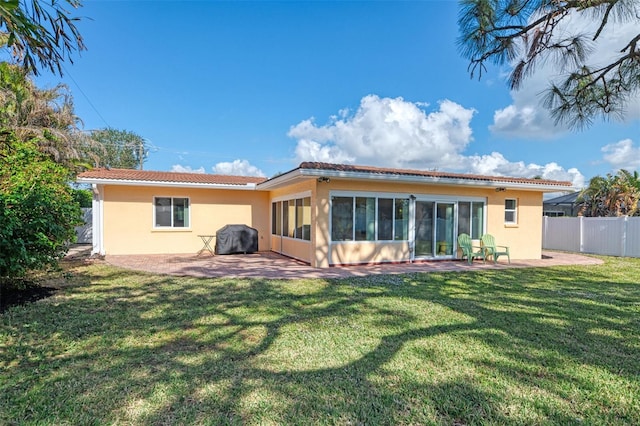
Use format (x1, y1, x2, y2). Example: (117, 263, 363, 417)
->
(71, 187, 92, 207)
(0, 63, 93, 280)
(578, 169, 640, 216)
(0, 0, 85, 76)
(0, 134, 82, 279)
(458, 0, 640, 129)
(89, 127, 148, 170)
(0, 62, 94, 171)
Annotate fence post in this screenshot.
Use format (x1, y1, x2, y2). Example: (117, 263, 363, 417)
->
(542, 216, 547, 249)
(622, 216, 628, 258)
(579, 216, 584, 253)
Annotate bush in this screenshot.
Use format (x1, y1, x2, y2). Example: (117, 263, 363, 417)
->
(0, 136, 82, 278)
(72, 188, 93, 208)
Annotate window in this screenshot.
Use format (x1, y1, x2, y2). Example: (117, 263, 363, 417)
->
(355, 197, 376, 241)
(331, 197, 354, 241)
(282, 200, 289, 237)
(154, 197, 189, 228)
(505, 199, 517, 223)
(377, 198, 394, 240)
(302, 197, 311, 240)
(472, 202, 484, 238)
(271, 197, 311, 241)
(458, 202, 484, 239)
(287, 200, 296, 238)
(271, 202, 282, 235)
(331, 196, 409, 242)
(394, 198, 409, 240)
(544, 211, 565, 217)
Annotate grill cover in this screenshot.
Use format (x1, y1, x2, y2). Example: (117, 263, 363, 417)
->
(215, 224, 258, 255)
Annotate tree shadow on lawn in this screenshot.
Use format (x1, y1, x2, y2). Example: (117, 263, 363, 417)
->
(0, 253, 100, 313)
(0, 281, 57, 313)
(1, 261, 639, 424)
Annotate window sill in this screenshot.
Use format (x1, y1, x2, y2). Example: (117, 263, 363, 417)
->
(151, 228, 192, 232)
(504, 223, 519, 228)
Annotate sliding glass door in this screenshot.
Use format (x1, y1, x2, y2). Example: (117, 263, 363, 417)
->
(414, 201, 434, 257)
(414, 201, 455, 258)
(435, 203, 455, 256)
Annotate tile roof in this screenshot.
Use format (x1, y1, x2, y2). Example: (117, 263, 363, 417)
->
(77, 168, 267, 185)
(298, 162, 573, 187)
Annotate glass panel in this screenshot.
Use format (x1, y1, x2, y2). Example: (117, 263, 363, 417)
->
(273, 202, 282, 235)
(173, 198, 189, 227)
(295, 198, 303, 239)
(272, 203, 277, 235)
(505, 199, 517, 223)
(302, 197, 311, 241)
(282, 200, 289, 237)
(436, 203, 455, 256)
(394, 198, 409, 240)
(331, 197, 353, 241)
(155, 197, 171, 227)
(415, 201, 434, 257)
(377, 198, 393, 240)
(458, 202, 470, 236)
(355, 197, 376, 241)
(472, 202, 484, 239)
(288, 200, 296, 237)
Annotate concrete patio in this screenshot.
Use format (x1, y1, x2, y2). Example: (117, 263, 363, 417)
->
(93, 249, 603, 280)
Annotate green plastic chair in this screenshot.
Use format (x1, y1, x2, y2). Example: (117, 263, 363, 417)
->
(457, 233, 486, 264)
(481, 234, 511, 264)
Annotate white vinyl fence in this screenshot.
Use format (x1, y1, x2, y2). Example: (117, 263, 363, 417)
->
(542, 216, 640, 258)
(75, 208, 93, 244)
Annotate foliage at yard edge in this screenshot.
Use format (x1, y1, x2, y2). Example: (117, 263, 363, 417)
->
(1, 257, 639, 425)
(0, 137, 81, 279)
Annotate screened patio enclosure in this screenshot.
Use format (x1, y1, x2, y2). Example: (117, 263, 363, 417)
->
(329, 192, 486, 262)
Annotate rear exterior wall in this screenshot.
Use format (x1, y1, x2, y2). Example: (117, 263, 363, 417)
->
(101, 185, 270, 255)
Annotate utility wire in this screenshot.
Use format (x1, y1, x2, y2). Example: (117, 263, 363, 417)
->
(61, 63, 111, 129)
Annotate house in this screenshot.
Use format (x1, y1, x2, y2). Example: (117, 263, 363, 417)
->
(543, 192, 581, 217)
(77, 162, 574, 268)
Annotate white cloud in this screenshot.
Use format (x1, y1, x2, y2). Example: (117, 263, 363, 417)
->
(289, 94, 584, 187)
(213, 159, 265, 177)
(465, 152, 585, 188)
(171, 164, 205, 173)
(601, 139, 640, 171)
(289, 95, 475, 170)
(491, 12, 640, 138)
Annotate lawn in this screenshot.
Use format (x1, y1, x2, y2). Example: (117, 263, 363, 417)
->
(1, 256, 639, 425)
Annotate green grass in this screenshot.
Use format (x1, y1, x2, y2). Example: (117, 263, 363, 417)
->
(1, 256, 639, 425)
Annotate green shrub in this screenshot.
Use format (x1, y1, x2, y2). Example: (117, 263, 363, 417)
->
(0, 135, 82, 278)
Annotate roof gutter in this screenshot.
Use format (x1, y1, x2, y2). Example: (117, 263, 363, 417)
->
(76, 177, 259, 190)
(257, 167, 575, 192)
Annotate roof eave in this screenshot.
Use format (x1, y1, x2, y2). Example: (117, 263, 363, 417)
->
(257, 168, 574, 192)
(76, 177, 258, 190)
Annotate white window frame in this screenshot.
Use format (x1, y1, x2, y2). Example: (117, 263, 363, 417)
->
(153, 196, 191, 229)
(505, 198, 518, 224)
(270, 190, 312, 242)
(330, 191, 412, 243)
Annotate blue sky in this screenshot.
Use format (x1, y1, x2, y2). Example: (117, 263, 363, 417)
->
(35, 1, 639, 187)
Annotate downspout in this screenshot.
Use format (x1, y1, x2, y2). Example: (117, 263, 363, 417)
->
(91, 184, 105, 255)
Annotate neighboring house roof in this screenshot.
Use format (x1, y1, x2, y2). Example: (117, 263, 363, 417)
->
(77, 168, 267, 189)
(543, 191, 581, 205)
(258, 162, 575, 192)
